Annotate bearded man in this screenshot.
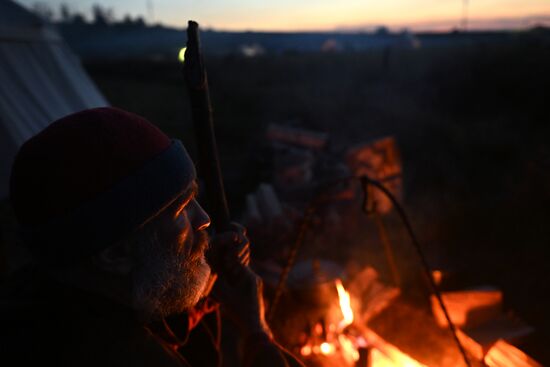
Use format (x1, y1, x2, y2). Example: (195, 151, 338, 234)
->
(0, 107, 302, 367)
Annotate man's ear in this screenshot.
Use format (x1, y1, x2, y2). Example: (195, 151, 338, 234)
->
(94, 242, 135, 275)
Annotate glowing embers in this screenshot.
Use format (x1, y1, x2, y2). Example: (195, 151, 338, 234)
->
(362, 328, 426, 367)
(371, 348, 422, 367)
(338, 334, 360, 364)
(299, 322, 359, 364)
(300, 341, 336, 357)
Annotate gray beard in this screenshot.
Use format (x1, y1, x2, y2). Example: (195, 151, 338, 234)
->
(131, 228, 211, 319)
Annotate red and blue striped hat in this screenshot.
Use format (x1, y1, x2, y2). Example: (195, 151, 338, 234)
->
(10, 107, 195, 262)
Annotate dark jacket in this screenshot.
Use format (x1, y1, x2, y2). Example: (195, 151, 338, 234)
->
(0, 267, 303, 367)
(0, 266, 191, 366)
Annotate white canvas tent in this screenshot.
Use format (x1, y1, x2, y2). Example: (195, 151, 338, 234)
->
(0, 0, 108, 199)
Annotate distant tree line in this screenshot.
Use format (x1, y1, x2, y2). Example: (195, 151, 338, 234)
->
(30, 2, 147, 28)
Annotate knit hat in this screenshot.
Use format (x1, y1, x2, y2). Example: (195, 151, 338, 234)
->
(10, 107, 196, 262)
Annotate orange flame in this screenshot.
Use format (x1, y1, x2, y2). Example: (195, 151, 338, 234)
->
(299, 279, 426, 367)
(335, 279, 354, 329)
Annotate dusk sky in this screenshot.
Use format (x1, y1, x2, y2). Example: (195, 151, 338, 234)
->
(16, 0, 550, 31)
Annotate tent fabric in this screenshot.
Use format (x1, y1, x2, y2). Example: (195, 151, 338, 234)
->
(0, 0, 108, 199)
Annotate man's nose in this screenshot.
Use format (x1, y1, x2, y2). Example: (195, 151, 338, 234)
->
(192, 200, 211, 231)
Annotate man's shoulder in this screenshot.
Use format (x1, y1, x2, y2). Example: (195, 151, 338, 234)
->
(0, 323, 190, 367)
(0, 269, 191, 367)
(0, 299, 191, 367)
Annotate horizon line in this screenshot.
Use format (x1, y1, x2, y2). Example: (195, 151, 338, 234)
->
(152, 13, 550, 34)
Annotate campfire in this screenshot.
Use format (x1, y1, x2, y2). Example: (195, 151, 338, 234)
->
(264, 260, 427, 367)
(264, 260, 541, 367)
(296, 277, 425, 367)
(247, 128, 542, 367)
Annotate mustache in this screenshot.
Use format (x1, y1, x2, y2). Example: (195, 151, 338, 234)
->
(192, 230, 210, 257)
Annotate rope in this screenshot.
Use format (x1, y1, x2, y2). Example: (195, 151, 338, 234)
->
(360, 175, 472, 367)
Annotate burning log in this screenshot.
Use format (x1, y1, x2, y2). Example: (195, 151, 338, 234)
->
(367, 296, 468, 366)
(430, 287, 503, 329)
(484, 339, 542, 367)
(454, 316, 536, 363)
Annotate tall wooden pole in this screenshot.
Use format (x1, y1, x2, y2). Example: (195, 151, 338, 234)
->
(183, 21, 231, 234)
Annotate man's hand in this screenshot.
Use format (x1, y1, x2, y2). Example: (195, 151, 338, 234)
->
(208, 224, 271, 338)
(207, 223, 250, 270)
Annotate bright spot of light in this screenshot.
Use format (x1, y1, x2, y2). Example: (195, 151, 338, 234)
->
(336, 279, 354, 329)
(178, 47, 187, 63)
(320, 342, 334, 355)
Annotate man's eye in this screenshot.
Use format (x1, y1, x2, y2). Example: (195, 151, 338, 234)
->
(176, 204, 187, 217)
(176, 198, 193, 217)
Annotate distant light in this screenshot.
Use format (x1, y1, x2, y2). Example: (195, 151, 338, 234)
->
(178, 47, 187, 63)
(240, 43, 265, 57)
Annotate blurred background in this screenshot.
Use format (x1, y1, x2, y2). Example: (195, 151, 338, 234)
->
(1, 0, 549, 365)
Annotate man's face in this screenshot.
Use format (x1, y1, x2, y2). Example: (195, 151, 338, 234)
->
(130, 182, 212, 319)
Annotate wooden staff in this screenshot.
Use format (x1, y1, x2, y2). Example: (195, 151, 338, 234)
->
(183, 21, 231, 234)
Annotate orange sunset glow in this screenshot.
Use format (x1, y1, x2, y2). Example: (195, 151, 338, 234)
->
(16, 0, 550, 31)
